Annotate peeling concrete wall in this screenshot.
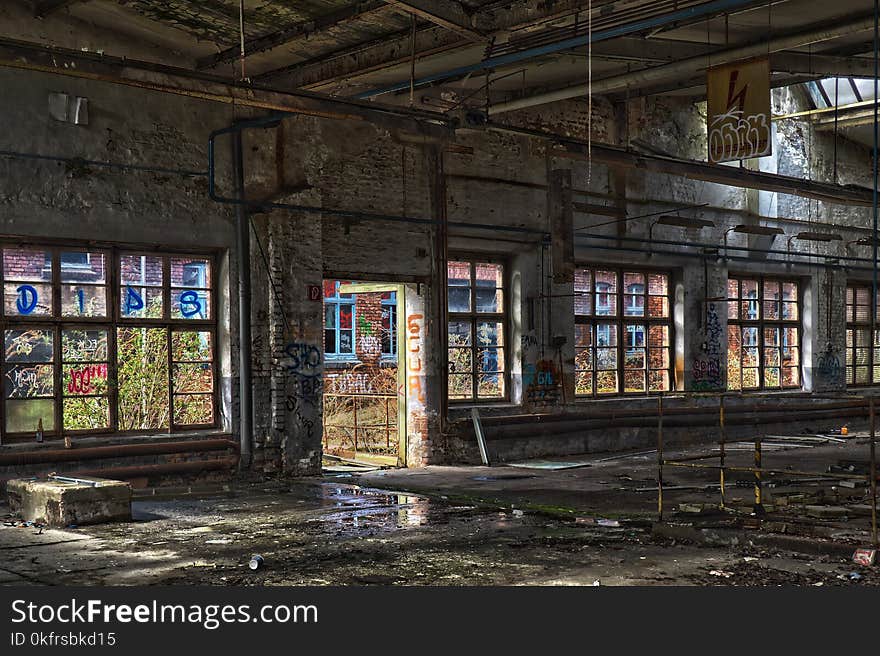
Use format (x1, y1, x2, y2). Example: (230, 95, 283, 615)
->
(1, 63, 877, 475)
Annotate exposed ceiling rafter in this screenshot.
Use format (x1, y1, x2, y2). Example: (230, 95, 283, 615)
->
(197, 1, 390, 71)
(381, 0, 485, 41)
(32, 0, 84, 17)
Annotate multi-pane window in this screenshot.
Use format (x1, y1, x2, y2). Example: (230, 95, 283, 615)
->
(447, 259, 506, 401)
(727, 277, 800, 390)
(574, 268, 672, 396)
(381, 291, 397, 358)
(323, 280, 355, 359)
(0, 246, 217, 441)
(845, 284, 879, 385)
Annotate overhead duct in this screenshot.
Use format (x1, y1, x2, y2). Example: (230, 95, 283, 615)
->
(489, 13, 877, 114)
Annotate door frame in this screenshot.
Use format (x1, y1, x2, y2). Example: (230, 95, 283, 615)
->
(338, 282, 407, 466)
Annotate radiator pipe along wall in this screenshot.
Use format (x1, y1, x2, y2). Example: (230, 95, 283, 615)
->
(233, 129, 253, 469)
(55, 457, 240, 482)
(0, 439, 238, 467)
(480, 408, 868, 441)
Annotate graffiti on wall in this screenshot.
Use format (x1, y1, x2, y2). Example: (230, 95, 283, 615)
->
(520, 332, 538, 352)
(523, 359, 561, 405)
(407, 313, 425, 405)
(358, 335, 381, 356)
(817, 343, 841, 383)
(692, 302, 723, 391)
(330, 371, 375, 395)
(281, 340, 323, 443)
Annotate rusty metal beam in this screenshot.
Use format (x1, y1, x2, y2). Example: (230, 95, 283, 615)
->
(381, 0, 483, 41)
(772, 51, 878, 78)
(487, 124, 873, 207)
(196, 1, 390, 71)
(254, 0, 594, 88)
(0, 37, 453, 140)
(254, 23, 460, 87)
(33, 0, 84, 17)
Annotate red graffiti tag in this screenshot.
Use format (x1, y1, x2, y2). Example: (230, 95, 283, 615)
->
(67, 364, 108, 394)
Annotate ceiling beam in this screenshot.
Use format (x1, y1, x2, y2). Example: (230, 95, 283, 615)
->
(253, 24, 463, 87)
(197, 1, 389, 70)
(771, 52, 878, 78)
(547, 135, 873, 207)
(381, 0, 483, 41)
(253, 0, 598, 88)
(0, 36, 453, 140)
(490, 13, 878, 114)
(32, 0, 85, 17)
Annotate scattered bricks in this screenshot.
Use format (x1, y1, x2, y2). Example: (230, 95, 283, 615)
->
(678, 503, 704, 514)
(853, 548, 876, 567)
(7, 476, 131, 527)
(804, 505, 849, 519)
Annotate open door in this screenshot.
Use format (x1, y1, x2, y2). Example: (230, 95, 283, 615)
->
(322, 281, 406, 467)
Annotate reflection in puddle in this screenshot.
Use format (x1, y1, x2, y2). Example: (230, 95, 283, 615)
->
(315, 485, 433, 531)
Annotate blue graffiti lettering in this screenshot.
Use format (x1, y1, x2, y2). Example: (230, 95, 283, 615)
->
(15, 285, 37, 315)
(76, 288, 85, 314)
(125, 286, 144, 314)
(179, 290, 202, 318)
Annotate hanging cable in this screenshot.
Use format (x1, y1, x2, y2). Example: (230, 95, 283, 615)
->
(238, 0, 247, 82)
(587, 0, 592, 186)
(409, 14, 417, 108)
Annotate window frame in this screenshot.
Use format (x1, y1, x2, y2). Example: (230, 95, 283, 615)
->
(0, 242, 219, 442)
(845, 282, 877, 386)
(574, 266, 674, 397)
(727, 275, 802, 391)
(380, 291, 398, 361)
(447, 255, 509, 403)
(323, 281, 358, 362)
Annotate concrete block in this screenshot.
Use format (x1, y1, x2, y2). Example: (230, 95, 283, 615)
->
(7, 476, 131, 527)
(804, 505, 849, 519)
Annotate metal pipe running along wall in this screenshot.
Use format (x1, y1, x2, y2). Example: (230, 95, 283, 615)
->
(355, 0, 767, 98)
(489, 12, 878, 114)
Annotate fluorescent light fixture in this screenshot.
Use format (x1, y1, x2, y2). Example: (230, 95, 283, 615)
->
(794, 231, 842, 242)
(655, 215, 716, 229)
(731, 224, 784, 236)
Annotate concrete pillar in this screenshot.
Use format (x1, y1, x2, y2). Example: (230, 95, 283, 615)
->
(807, 265, 846, 392)
(683, 258, 728, 391)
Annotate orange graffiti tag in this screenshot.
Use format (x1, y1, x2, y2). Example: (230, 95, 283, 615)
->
(406, 313, 425, 403)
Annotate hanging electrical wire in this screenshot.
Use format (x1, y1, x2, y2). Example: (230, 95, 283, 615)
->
(238, 0, 247, 82)
(587, 0, 592, 186)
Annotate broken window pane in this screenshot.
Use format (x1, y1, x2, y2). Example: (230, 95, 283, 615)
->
(61, 284, 107, 318)
(60, 251, 105, 282)
(173, 394, 214, 426)
(574, 270, 592, 316)
(172, 330, 214, 427)
(447, 261, 471, 312)
(117, 327, 169, 430)
(63, 397, 110, 430)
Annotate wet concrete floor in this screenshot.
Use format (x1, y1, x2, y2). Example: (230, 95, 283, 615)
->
(1, 473, 877, 586)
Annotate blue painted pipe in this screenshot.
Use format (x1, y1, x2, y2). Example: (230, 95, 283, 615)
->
(355, 0, 766, 99)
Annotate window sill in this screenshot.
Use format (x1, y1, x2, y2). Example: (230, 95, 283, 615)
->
(325, 358, 361, 368)
(0, 428, 231, 450)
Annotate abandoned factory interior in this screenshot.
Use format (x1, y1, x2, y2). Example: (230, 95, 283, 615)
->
(0, 0, 879, 589)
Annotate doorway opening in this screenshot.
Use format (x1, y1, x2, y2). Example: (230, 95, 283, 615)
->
(322, 280, 406, 467)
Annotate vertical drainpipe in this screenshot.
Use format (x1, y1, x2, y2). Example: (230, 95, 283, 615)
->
(873, 0, 879, 368)
(233, 130, 253, 468)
